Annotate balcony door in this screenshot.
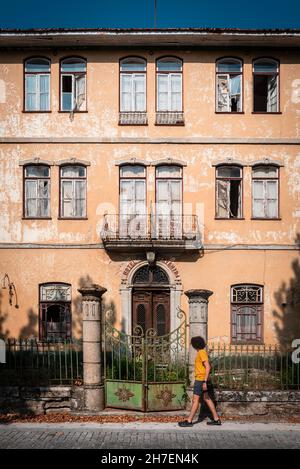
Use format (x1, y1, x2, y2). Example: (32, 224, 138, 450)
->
(155, 165, 182, 238)
(119, 165, 146, 238)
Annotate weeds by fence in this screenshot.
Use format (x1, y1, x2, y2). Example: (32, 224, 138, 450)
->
(208, 343, 300, 390)
(0, 339, 83, 386)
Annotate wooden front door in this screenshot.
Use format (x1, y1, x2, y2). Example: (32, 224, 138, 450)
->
(132, 290, 170, 336)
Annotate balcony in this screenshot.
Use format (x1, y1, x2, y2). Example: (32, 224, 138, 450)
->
(100, 214, 202, 253)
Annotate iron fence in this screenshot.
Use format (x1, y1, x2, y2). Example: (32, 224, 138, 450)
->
(208, 343, 300, 390)
(0, 339, 83, 386)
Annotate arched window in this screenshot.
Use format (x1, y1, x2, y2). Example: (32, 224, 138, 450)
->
(132, 265, 169, 285)
(253, 58, 279, 112)
(216, 58, 242, 112)
(216, 165, 242, 219)
(119, 164, 147, 238)
(24, 165, 50, 218)
(60, 57, 87, 111)
(24, 58, 50, 111)
(231, 284, 263, 343)
(252, 165, 279, 219)
(120, 58, 146, 113)
(39, 283, 72, 341)
(156, 57, 183, 115)
(60, 165, 87, 218)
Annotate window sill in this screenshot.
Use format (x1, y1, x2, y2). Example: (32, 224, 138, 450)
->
(22, 217, 52, 220)
(214, 217, 245, 220)
(58, 217, 88, 220)
(252, 112, 282, 115)
(251, 217, 281, 220)
(22, 111, 52, 113)
(155, 111, 184, 126)
(58, 111, 88, 113)
(215, 111, 244, 114)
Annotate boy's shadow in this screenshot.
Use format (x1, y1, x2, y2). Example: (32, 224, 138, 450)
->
(196, 381, 217, 424)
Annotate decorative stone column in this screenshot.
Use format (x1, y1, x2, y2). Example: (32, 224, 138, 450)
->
(78, 284, 107, 412)
(185, 289, 213, 382)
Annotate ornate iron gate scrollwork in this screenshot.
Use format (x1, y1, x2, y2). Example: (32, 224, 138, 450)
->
(104, 308, 188, 411)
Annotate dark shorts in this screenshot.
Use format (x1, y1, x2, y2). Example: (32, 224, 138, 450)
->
(193, 380, 206, 397)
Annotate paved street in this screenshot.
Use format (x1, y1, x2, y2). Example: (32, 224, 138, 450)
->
(0, 422, 299, 449)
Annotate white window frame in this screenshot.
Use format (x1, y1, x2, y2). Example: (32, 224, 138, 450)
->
(60, 58, 87, 112)
(120, 58, 146, 112)
(24, 165, 50, 218)
(60, 166, 87, 218)
(216, 58, 243, 113)
(24, 58, 50, 111)
(252, 166, 279, 219)
(156, 58, 183, 112)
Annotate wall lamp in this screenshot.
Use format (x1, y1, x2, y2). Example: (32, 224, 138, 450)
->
(1, 274, 19, 309)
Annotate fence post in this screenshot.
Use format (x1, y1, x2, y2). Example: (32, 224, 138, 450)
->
(78, 284, 107, 412)
(185, 289, 213, 383)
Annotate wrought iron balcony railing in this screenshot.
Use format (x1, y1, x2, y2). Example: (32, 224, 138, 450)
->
(101, 214, 201, 251)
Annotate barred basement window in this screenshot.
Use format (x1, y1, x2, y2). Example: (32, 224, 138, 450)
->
(231, 284, 263, 344)
(39, 283, 72, 341)
(60, 165, 87, 218)
(60, 57, 87, 112)
(24, 165, 50, 218)
(216, 165, 242, 219)
(253, 58, 279, 113)
(24, 57, 50, 111)
(216, 58, 243, 112)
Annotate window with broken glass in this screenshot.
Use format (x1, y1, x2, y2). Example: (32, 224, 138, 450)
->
(60, 57, 87, 112)
(252, 165, 279, 219)
(216, 165, 242, 219)
(231, 284, 263, 344)
(216, 58, 242, 112)
(39, 283, 72, 341)
(60, 165, 87, 218)
(24, 58, 50, 111)
(24, 165, 50, 218)
(253, 59, 279, 112)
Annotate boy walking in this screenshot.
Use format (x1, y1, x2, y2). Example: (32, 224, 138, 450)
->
(178, 336, 221, 427)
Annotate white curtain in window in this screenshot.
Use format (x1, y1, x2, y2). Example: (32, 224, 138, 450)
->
(252, 180, 265, 218)
(266, 180, 278, 218)
(134, 74, 146, 112)
(74, 180, 86, 217)
(170, 74, 182, 111)
(121, 74, 132, 111)
(75, 75, 86, 111)
(39, 75, 50, 111)
(216, 179, 229, 217)
(25, 180, 37, 216)
(62, 180, 73, 217)
(157, 74, 169, 111)
(267, 75, 278, 112)
(217, 74, 230, 112)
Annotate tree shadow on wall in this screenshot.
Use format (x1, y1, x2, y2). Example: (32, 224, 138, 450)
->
(0, 289, 10, 340)
(272, 234, 300, 351)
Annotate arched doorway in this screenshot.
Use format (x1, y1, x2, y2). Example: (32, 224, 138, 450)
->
(132, 265, 170, 336)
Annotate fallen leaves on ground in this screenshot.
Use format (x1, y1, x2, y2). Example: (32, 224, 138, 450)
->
(0, 412, 300, 424)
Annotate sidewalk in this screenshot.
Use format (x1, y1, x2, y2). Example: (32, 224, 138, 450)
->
(0, 421, 299, 449)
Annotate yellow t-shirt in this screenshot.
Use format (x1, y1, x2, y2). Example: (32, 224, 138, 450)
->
(194, 349, 209, 381)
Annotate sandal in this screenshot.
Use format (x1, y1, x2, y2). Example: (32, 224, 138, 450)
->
(178, 420, 194, 427)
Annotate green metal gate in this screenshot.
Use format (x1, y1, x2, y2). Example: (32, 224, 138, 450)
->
(104, 308, 188, 412)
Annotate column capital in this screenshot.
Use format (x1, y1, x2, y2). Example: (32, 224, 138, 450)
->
(78, 284, 107, 301)
(185, 289, 213, 303)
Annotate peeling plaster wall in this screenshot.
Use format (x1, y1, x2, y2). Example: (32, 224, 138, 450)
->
(0, 248, 298, 344)
(0, 47, 299, 344)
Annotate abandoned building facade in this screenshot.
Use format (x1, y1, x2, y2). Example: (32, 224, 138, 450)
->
(0, 28, 299, 348)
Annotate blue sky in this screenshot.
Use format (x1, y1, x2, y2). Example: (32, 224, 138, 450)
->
(0, 0, 299, 29)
